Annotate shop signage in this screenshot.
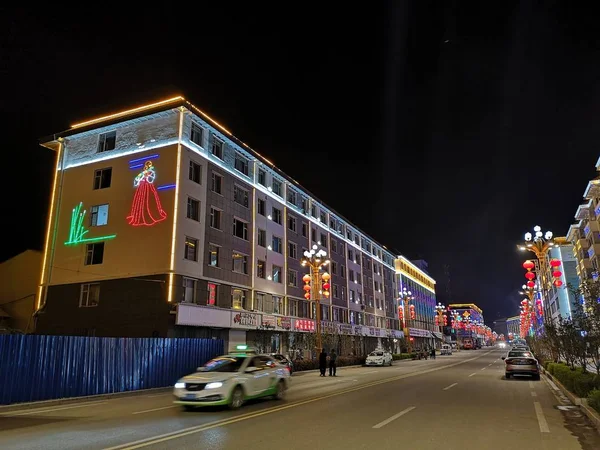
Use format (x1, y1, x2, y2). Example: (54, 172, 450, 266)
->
(277, 317, 292, 330)
(175, 304, 230, 328)
(409, 327, 430, 338)
(231, 311, 261, 328)
(368, 327, 381, 337)
(294, 319, 315, 332)
(338, 324, 353, 335)
(321, 321, 337, 334)
(262, 315, 277, 328)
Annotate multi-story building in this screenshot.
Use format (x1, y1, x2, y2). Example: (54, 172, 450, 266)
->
(492, 317, 508, 339)
(395, 257, 438, 349)
(448, 303, 485, 346)
(541, 239, 580, 323)
(35, 96, 432, 355)
(567, 157, 600, 286)
(506, 315, 520, 340)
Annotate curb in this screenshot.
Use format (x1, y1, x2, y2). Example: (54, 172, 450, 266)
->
(541, 367, 600, 435)
(0, 386, 172, 413)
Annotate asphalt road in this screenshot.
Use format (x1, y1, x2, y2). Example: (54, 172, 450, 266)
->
(1, 349, 599, 450)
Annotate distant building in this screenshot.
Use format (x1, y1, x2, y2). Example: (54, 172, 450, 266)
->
(506, 316, 520, 339)
(544, 241, 579, 322)
(0, 250, 42, 333)
(411, 259, 429, 274)
(492, 317, 507, 338)
(448, 303, 486, 345)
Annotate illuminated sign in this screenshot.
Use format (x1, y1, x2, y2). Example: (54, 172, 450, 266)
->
(294, 319, 315, 332)
(65, 202, 116, 245)
(127, 160, 168, 227)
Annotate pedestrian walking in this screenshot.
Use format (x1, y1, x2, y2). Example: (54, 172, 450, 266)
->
(319, 349, 327, 376)
(329, 349, 337, 376)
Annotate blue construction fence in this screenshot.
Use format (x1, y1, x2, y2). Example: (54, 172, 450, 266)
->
(0, 335, 223, 405)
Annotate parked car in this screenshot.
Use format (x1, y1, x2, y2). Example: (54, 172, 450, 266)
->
(365, 350, 393, 366)
(270, 353, 294, 375)
(173, 346, 291, 410)
(440, 344, 452, 355)
(502, 350, 540, 380)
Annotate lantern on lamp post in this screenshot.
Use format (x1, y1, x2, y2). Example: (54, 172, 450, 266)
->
(301, 245, 330, 355)
(398, 287, 415, 353)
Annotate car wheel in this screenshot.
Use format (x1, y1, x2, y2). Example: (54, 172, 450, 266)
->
(533, 374, 540, 381)
(505, 373, 511, 379)
(229, 386, 244, 410)
(182, 405, 195, 411)
(389, 359, 393, 366)
(274, 380, 286, 400)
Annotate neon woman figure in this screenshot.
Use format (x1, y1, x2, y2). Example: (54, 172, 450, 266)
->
(127, 160, 167, 226)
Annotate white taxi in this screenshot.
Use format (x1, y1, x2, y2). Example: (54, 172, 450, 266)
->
(173, 346, 291, 410)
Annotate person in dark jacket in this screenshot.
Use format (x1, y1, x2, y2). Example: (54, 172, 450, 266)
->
(319, 349, 327, 376)
(329, 349, 337, 376)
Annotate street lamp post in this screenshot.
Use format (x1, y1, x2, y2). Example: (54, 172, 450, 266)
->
(301, 245, 330, 356)
(518, 225, 554, 285)
(434, 302, 447, 349)
(399, 287, 415, 353)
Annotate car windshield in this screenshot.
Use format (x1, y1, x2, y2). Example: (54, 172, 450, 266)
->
(198, 356, 246, 372)
(369, 351, 384, 356)
(508, 351, 533, 358)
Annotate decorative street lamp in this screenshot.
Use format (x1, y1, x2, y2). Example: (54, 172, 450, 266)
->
(434, 302, 447, 347)
(301, 244, 330, 355)
(398, 287, 415, 353)
(517, 225, 554, 278)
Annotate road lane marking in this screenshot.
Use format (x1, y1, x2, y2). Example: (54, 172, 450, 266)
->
(531, 391, 537, 397)
(146, 393, 169, 398)
(1, 401, 108, 416)
(443, 383, 458, 391)
(468, 373, 476, 377)
(132, 405, 178, 415)
(480, 367, 486, 371)
(372, 406, 416, 429)
(105, 351, 494, 450)
(534, 401, 550, 433)
(529, 381, 535, 389)
(547, 379, 560, 391)
(360, 371, 379, 375)
(488, 363, 492, 366)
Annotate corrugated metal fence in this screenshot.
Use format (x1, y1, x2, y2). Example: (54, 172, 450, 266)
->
(0, 335, 223, 405)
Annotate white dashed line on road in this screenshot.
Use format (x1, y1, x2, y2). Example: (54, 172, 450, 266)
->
(534, 401, 550, 433)
(468, 373, 476, 377)
(372, 406, 416, 429)
(1, 401, 108, 416)
(132, 405, 177, 415)
(529, 381, 535, 389)
(531, 391, 537, 397)
(443, 383, 458, 391)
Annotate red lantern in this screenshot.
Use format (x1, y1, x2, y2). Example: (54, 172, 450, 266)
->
(527, 281, 535, 288)
(554, 279, 563, 287)
(435, 316, 439, 325)
(323, 282, 330, 290)
(525, 272, 536, 280)
(521, 299, 528, 305)
(523, 260, 535, 270)
(304, 292, 310, 299)
(303, 284, 311, 291)
(443, 315, 448, 326)
(552, 271, 562, 278)
(302, 274, 311, 283)
(550, 259, 561, 268)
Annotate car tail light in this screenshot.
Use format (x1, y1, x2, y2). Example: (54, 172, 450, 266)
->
(505, 359, 514, 364)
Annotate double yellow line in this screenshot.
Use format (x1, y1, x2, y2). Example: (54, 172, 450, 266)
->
(106, 351, 492, 450)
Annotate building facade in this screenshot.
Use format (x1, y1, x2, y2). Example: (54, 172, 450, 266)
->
(543, 241, 580, 323)
(35, 97, 432, 355)
(448, 303, 485, 347)
(506, 316, 520, 339)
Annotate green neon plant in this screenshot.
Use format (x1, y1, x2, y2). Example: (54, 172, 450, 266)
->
(65, 202, 116, 245)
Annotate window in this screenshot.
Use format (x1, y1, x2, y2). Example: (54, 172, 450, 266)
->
(233, 218, 249, 240)
(311, 228, 317, 242)
(210, 207, 221, 229)
(311, 204, 317, 217)
(320, 211, 327, 223)
(184, 237, 198, 261)
(273, 296, 284, 314)
(212, 137, 223, 159)
(207, 283, 217, 305)
(93, 168, 112, 190)
(183, 278, 196, 303)
(272, 179, 282, 196)
(302, 222, 308, 237)
(272, 236, 282, 254)
(331, 261, 337, 275)
(80, 283, 100, 307)
(341, 265, 346, 278)
(288, 215, 296, 232)
(208, 243, 219, 267)
(232, 288, 246, 309)
(84, 242, 104, 265)
(288, 241, 297, 259)
(257, 229, 266, 247)
(232, 252, 248, 274)
(255, 292, 265, 311)
(257, 260, 266, 278)
(272, 265, 282, 283)
(258, 169, 266, 186)
(320, 233, 327, 246)
(329, 217, 336, 229)
(257, 198, 265, 216)
(234, 154, 249, 175)
(288, 269, 297, 287)
(348, 249, 354, 260)
(189, 160, 201, 184)
(97, 131, 116, 153)
(331, 239, 337, 253)
(90, 204, 109, 226)
(349, 269, 355, 282)
(191, 122, 203, 146)
(272, 207, 282, 225)
(211, 172, 223, 194)
(287, 189, 296, 204)
(234, 185, 249, 207)
(187, 197, 200, 221)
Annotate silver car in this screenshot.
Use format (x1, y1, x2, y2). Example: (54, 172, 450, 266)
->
(502, 350, 540, 380)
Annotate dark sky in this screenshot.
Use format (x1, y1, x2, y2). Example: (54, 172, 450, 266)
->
(3, 3, 599, 321)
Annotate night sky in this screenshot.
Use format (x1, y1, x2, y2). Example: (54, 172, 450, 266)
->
(3, 3, 599, 321)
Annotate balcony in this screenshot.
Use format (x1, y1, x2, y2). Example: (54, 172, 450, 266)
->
(584, 219, 599, 238)
(588, 243, 600, 259)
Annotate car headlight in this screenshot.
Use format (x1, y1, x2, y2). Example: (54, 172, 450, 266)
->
(174, 382, 185, 389)
(206, 382, 223, 389)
